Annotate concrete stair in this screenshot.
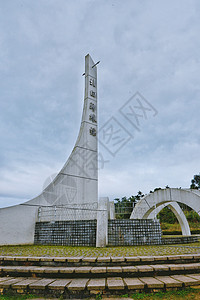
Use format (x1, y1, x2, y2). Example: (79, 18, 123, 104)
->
(1, 254, 200, 298)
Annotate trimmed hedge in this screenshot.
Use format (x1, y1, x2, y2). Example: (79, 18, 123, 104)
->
(162, 230, 200, 235)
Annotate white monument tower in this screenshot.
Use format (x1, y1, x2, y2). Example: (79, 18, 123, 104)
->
(30, 53, 99, 211)
(0, 54, 99, 244)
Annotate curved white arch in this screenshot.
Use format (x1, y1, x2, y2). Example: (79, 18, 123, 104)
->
(147, 202, 191, 236)
(130, 188, 200, 236)
(131, 188, 200, 218)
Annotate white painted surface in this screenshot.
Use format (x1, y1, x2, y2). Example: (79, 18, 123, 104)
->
(109, 201, 115, 219)
(0, 205, 38, 245)
(96, 197, 108, 247)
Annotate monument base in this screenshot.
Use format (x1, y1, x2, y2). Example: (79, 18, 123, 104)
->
(34, 220, 97, 247)
(108, 219, 162, 246)
(34, 218, 163, 247)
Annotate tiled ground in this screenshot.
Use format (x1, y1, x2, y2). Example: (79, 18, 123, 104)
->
(0, 242, 200, 257)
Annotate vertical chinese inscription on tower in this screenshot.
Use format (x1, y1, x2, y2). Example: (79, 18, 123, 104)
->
(89, 77, 97, 136)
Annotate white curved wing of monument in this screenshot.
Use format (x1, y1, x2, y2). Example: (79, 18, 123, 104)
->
(147, 202, 191, 236)
(130, 188, 200, 235)
(0, 54, 98, 245)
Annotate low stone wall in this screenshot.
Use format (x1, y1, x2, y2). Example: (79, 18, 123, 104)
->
(34, 220, 97, 246)
(162, 235, 199, 244)
(108, 219, 162, 246)
(34, 219, 199, 247)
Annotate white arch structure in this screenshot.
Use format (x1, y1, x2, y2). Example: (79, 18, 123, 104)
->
(130, 188, 200, 236)
(147, 202, 191, 236)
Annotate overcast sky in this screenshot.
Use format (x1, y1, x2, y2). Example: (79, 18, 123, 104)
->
(0, 0, 200, 208)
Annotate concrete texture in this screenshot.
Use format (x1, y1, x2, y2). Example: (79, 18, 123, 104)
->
(96, 197, 108, 247)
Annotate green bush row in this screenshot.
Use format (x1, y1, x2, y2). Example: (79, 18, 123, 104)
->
(158, 206, 200, 224)
(162, 230, 200, 235)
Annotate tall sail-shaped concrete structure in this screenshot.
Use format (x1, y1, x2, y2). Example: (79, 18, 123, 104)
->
(28, 54, 98, 210)
(0, 54, 99, 245)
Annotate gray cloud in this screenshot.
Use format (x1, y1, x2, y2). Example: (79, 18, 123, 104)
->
(0, 0, 200, 207)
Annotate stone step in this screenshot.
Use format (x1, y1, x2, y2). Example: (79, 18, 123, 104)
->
(0, 275, 200, 298)
(1, 254, 200, 267)
(1, 262, 200, 278)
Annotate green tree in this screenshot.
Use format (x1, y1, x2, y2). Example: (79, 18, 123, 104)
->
(114, 192, 144, 219)
(154, 187, 161, 192)
(157, 206, 177, 224)
(114, 196, 134, 219)
(135, 191, 144, 202)
(190, 174, 200, 189)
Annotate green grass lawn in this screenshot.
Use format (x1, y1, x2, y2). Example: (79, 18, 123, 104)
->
(1, 287, 200, 299)
(0, 295, 35, 300)
(128, 287, 200, 299)
(0, 242, 200, 257)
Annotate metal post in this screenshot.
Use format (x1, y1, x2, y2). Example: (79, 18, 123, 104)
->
(54, 206, 57, 222)
(38, 207, 41, 222)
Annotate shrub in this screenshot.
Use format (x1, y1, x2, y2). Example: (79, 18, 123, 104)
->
(185, 210, 200, 223)
(158, 207, 177, 224)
